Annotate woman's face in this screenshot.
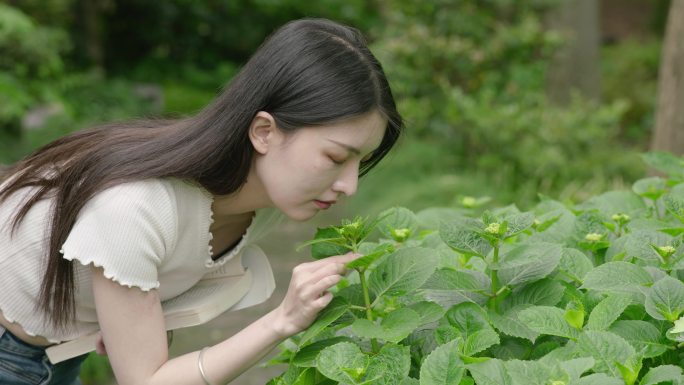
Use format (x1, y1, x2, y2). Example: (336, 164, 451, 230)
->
(253, 110, 387, 221)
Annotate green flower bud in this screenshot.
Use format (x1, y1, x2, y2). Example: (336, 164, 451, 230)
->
(352, 367, 365, 377)
(461, 196, 477, 208)
(485, 222, 501, 235)
(584, 233, 604, 242)
(672, 316, 684, 334)
(390, 228, 411, 242)
(611, 213, 631, 223)
(658, 245, 676, 257)
(338, 220, 363, 238)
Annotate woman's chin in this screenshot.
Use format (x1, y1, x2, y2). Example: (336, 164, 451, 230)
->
(281, 206, 319, 222)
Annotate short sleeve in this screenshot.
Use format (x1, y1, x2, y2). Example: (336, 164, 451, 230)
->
(60, 179, 178, 291)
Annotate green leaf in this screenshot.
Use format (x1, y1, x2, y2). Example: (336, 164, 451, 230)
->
(645, 275, 684, 321)
(538, 344, 578, 364)
(462, 328, 500, 357)
(564, 306, 585, 331)
(369, 247, 437, 301)
(497, 243, 562, 287)
(269, 366, 311, 385)
(299, 297, 350, 346)
(291, 367, 315, 385)
(419, 339, 465, 385)
(502, 212, 535, 238)
(467, 358, 513, 385)
(581, 262, 653, 294)
(577, 331, 636, 377)
(632, 177, 668, 201)
(558, 248, 594, 283)
(560, 357, 595, 381)
(488, 338, 532, 361)
(570, 373, 624, 385)
(609, 230, 673, 265)
(505, 359, 553, 385)
(423, 268, 490, 292)
(528, 341, 561, 361)
(369, 343, 411, 385)
(316, 342, 368, 384)
(534, 211, 563, 233)
(407, 301, 446, 325)
(446, 302, 493, 338)
(500, 278, 566, 311)
(308, 227, 351, 260)
(421, 288, 488, 311)
(573, 211, 609, 244)
(641, 152, 684, 180)
(401, 379, 420, 385)
(664, 190, 684, 223)
(586, 293, 632, 331)
(439, 217, 492, 257)
(292, 336, 353, 367)
(577, 190, 647, 217)
(617, 358, 643, 385)
(488, 307, 540, 342)
(360, 358, 387, 385)
(517, 306, 580, 340)
(346, 243, 393, 270)
(639, 365, 684, 385)
(377, 207, 419, 239)
(351, 307, 420, 343)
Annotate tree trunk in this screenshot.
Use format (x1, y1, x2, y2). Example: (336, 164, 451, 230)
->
(546, 0, 602, 105)
(651, 0, 684, 155)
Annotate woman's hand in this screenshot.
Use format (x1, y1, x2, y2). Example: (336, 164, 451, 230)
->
(271, 252, 359, 337)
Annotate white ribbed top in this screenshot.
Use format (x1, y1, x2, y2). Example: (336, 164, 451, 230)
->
(0, 177, 282, 343)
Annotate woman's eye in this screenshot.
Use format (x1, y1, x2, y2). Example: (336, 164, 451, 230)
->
(328, 156, 345, 165)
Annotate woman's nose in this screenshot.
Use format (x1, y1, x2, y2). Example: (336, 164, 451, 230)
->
(331, 162, 359, 197)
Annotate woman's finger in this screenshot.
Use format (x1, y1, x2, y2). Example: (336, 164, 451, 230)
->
(311, 291, 334, 309)
(296, 252, 360, 273)
(299, 262, 347, 286)
(299, 273, 342, 300)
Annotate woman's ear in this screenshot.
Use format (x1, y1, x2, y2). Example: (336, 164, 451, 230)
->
(248, 111, 278, 155)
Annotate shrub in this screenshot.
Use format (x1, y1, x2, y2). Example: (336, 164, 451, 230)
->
(0, 3, 68, 136)
(268, 152, 684, 385)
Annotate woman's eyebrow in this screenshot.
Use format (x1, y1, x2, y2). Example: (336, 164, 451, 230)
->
(326, 139, 361, 155)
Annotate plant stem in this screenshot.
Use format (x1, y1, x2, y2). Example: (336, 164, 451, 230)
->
(488, 242, 500, 311)
(652, 199, 661, 219)
(358, 271, 374, 322)
(357, 268, 379, 353)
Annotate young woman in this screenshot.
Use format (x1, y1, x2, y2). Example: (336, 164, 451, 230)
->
(0, 18, 403, 385)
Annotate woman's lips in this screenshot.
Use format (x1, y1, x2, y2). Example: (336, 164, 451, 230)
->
(314, 200, 335, 209)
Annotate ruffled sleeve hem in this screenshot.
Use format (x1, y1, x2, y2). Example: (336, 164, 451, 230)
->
(61, 247, 161, 291)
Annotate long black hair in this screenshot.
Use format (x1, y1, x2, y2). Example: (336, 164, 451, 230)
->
(0, 18, 403, 329)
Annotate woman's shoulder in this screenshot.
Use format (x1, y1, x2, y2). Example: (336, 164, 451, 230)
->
(87, 177, 208, 212)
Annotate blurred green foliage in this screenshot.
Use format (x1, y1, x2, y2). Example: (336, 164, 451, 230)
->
(602, 38, 661, 145)
(363, 0, 646, 209)
(0, 3, 68, 137)
(79, 353, 114, 385)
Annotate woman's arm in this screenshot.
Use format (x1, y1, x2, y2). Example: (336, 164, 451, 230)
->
(91, 252, 358, 385)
